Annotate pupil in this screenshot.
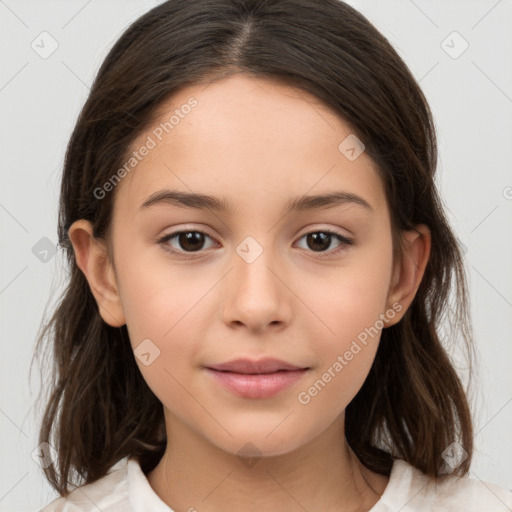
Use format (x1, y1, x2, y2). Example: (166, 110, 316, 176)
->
(180, 232, 204, 251)
(308, 232, 330, 251)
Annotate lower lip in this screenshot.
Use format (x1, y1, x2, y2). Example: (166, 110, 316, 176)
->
(205, 368, 308, 399)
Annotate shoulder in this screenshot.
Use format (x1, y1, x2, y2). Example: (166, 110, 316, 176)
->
(40, 458, 131, 512)
(40, 457, 172, 511)
(378, 459, 512, 512)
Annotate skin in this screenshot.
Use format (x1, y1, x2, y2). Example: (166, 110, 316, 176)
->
(69, 73, 431, 512)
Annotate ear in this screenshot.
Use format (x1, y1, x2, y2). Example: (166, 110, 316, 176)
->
(68, 219, 126, 327)
(384, 224, 431, 327)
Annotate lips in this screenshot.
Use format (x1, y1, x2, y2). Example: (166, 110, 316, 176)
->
(206, 358, 307, 374)
(204, 358, 310, 399)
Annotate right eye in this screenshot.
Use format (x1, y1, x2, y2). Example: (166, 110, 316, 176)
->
(157, 229, 218, 258)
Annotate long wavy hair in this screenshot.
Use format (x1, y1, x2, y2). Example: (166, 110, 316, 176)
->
(34, 0, 476, 496)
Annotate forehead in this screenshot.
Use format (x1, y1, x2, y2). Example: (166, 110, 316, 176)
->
(112, 73, 387, 220)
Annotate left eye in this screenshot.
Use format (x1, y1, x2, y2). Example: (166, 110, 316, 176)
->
(295, 230, 353, 254)
(157, 229, 353, 257)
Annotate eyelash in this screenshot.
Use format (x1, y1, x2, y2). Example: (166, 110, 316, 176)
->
(156, 228, 354, 260)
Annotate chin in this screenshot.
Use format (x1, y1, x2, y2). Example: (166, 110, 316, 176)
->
(207, 422, 318, 461)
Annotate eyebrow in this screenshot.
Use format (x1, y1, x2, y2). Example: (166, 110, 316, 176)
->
(139, 189, 373, 213)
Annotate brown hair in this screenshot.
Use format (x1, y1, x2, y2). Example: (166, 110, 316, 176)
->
(34, 0, 475, 496)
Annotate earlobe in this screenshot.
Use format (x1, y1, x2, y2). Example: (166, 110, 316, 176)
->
(68, 219, 126, 327)
(384, 224, 431, 327)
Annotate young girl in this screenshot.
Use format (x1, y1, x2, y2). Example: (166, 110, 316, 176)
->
(36, 0, 511, 510)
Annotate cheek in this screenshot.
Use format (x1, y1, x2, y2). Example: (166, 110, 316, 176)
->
(120, 270, 204, 410)
(113, 252, 203, 398)
(295, 236, 393, 401)
(116, 241, 203, 345)
(306, 240, 393, 344)
(115, 241, 223, 368)
(294, 287, 387, 422)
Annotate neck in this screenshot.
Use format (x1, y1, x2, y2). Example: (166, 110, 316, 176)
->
(147, 414, 389, 512)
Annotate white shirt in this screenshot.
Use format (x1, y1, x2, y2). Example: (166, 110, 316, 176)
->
(41, 456, 512, 511)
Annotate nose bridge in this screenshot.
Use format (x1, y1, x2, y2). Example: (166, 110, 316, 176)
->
(222, 233, 290, 329)
(233, 234, 280, 300)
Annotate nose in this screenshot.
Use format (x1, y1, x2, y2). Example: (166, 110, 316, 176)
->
(221, 240, 292, 333)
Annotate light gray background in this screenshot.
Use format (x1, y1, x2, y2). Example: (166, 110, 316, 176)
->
(1, 0, 511, 510)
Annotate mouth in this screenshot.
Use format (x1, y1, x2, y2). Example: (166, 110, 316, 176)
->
(204, 358, 310, 399)
(206, 357, 309, 374)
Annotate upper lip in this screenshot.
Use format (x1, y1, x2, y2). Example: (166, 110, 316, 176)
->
(206, 358, 308, 374)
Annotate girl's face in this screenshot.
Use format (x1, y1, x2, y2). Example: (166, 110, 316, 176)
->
(73, 73, 427, 458)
